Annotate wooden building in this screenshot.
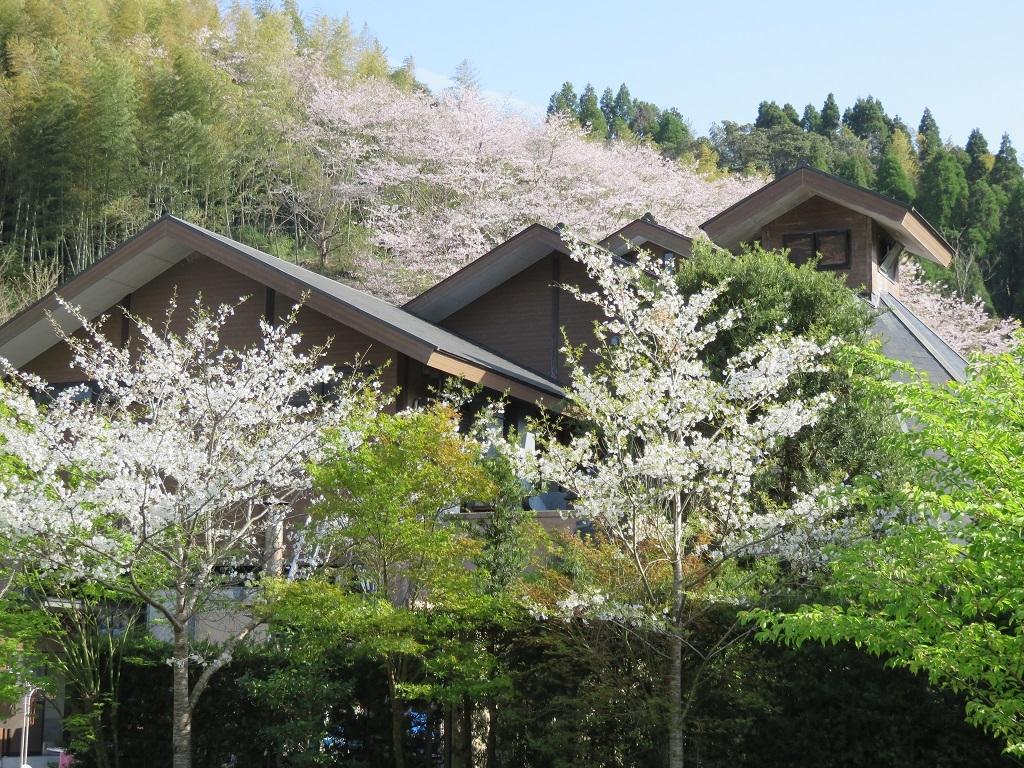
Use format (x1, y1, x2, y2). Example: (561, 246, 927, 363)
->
(0, 166, 971, 765)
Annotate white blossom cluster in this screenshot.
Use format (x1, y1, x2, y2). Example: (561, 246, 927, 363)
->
(522, 239, 840, 613)
(293, 73, 762, 302)
(0, 298, 377, 610)
(899, 258, 1019, 356)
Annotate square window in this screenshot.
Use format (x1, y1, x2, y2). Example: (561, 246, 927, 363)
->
(816, 231, 850, 268)
(782, 233, 815, 266)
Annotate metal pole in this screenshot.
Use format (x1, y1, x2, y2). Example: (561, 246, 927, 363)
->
(19, 688, 34, 768)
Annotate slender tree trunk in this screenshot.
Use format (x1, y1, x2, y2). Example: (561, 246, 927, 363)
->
(667, 630, 684, 768)
(110, 698, 122, 768)
(461, 695, 473, 767)
(485, 701, 498, 768)
(668, 500, 686, 768)
(171, 626, 193, 768)
(387, 660, 405, 768)
(86, 701, 110, 768)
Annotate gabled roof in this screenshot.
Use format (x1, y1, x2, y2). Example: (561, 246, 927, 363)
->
(403, 223, 569, 322)
(872, 292, 967, 383)
(701, 166, 954, 267)
(599, 214, 693, 257)
(0, 216, 564, 405)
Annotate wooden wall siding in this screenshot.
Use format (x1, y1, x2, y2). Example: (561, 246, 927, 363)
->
(129, 254, 267, 345)
(275, 297, 398, 402)
(22, 312, 123, 383)
(439, 251, 605, 385)
(557, 254, 604, 381)
(760, 195, 875, 293)
(441, 255, 556, 377)
(22, 252, 399, 398)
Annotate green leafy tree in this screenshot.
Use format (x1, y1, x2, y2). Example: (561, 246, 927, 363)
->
(577, 83, 608, 138)
(755, 339, 1024, 757)
(283, 405, 498, 768)
(917, 107, 942, 163)
(599, 86, 615, 126)
(842, 95, 890, 152)
(875, 139, 916, 203)
(612, 83, 634, 127)
(654, 108, 693, 159)
(800, 103, 821, 133)
(546, 81, 578, 118)
(966, 128, 993, 183)
(918, 149, 970, 230)
(995, 181, 1024, 316)
(630, 100, 661, 141)
(991, 133, 1022, 190)
(755, 100, 790, 130)
(819, 93, 841, 135)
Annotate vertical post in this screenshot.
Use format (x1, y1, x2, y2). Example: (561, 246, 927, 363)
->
(550, 254, 561, 380)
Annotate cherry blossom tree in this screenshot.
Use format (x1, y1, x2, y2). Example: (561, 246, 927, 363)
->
(293, 73, 761, 301)
(521, 239, 842, 768)
(898, 258, 1019, 356)
(0, 298, 378, 768)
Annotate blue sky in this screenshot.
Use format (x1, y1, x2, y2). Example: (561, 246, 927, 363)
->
(296, 0, 1022, 147)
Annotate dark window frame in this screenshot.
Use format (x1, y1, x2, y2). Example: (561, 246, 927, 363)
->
(782, 229, 851, 271)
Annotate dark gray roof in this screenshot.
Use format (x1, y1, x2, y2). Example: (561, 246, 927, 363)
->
(872, 292, 968, 383)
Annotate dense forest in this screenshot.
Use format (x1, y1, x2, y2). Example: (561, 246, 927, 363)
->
(548, 82, 1024, 318)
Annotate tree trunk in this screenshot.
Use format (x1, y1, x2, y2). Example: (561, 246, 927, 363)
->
(485, 701, 498, 768)
(85, 701, 109, 768)
(668, 500, 686, 768)
(387, 661, 405, 768)
(461, 696, 473, 767)
(171, 627, 193, 768)
(667, 630, 684, 768)
(109, 698, 122, 768)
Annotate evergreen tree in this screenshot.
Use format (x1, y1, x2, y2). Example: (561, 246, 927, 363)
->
(842, 95, 890, 152)
(917, 107, 942, 163)
(630, 100, 660, 140)
(612, 83, 634, 126)
(965, 179, 1004, 257)
(756, 100, 789, 130)
(875, 139, 916, 203)
(819, 93, 841, 134)
(918, 149, 970, 231)
(991, 133, 1022, 190)
(577, 83, 608, 138)
(800, 103, 821, 133)
(547, 81, 578, 117)
(452, 58, 480, 91)
(836, 152, 873, 187)
(654, 108, 692, 159)
(996, 180, 1024, 315)
(782, 102, 800, 125)
(599, 86, 615, 126)
(965, 128, 992, 183)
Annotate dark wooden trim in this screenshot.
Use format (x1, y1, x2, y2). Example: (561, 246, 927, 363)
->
(264, 287, 276, 326)
(395, 353, 409, 411)
(550, 254, 560, 379)
(119, 293, 132, 348)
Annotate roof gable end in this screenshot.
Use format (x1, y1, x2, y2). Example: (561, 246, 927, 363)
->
(700, 166, 953, 267)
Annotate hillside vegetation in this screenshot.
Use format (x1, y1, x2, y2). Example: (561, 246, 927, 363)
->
(0, 0, 757, 309)
(549, 82, 1024, 320)
(0, 0, 1015, 354)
